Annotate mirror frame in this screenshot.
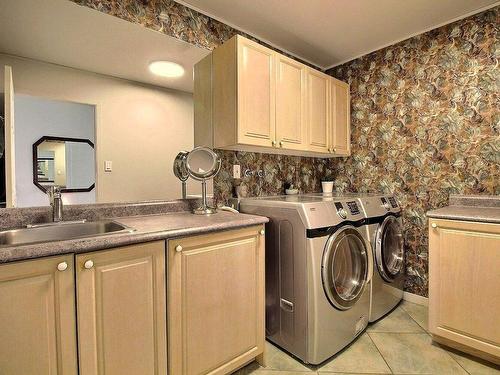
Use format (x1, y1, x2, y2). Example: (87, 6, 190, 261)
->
(32, 135, 95, 193)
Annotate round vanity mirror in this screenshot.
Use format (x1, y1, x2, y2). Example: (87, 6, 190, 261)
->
(173, 151, 189, 199)
(186, 147, 221, 180)
(185, 147, 221, 215)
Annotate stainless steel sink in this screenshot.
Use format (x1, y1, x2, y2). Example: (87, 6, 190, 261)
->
(0, 220, 135, 247)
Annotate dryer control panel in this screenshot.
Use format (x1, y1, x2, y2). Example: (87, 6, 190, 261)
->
(346, 201, 361, 215)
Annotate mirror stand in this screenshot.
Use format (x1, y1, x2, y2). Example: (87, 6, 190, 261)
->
(193, 179, 217, 215)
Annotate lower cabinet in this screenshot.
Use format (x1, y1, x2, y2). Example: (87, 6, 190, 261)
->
(168, 225, 265, 375)
(76, 241, 167, 375)
(0, 254, 78, 375)
(429, 219, 500, 364)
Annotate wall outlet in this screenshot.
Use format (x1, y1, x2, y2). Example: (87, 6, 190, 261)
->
(104, 160, 112, 172)
(233, 164, 241, 179)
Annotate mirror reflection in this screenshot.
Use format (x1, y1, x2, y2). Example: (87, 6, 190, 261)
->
(0, 0, 211, 207)
(34, 136, 95, 192)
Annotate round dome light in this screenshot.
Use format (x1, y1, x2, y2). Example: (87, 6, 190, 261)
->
(148, 61, 185, 78)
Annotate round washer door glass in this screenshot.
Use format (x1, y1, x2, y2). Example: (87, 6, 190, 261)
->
(322, 227, 369, 310)
(376, 216, 404, 281)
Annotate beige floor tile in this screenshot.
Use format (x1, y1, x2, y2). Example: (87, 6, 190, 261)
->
(369, 332, 468, 374)
(262, 341, 314, 372)
(400, 301, 429, 332)
(318, 333, 391, 374)
(443, 347, 500, 374)
(367, 306, 425, 333)
(255, 371, 317, 375)
(232, 361, 263, 374)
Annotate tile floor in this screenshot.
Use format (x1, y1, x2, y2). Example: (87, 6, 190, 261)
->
(234, 301, 500, 375)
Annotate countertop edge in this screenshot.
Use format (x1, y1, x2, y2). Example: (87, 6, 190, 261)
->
(426, 206, 500, 224)
(0, 214, 268, 264)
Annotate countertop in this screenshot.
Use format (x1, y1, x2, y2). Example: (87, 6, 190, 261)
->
(427, 195, 500, 224)
(0, 211, 268, 264)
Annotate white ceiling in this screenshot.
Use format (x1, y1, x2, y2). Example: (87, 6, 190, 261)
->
(177, 0, 499, 69)
(0, 0, 209, 93)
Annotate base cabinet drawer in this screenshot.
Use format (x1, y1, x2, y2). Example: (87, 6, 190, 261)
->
(429, 219, 500, 364)
(76, 241, 167, 375)
(0, 255, 78, 375)
(168, 226, 265, 374)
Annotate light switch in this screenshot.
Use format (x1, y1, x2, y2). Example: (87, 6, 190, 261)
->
(233, 164, 241, 179)
(104, 160, 112, 172)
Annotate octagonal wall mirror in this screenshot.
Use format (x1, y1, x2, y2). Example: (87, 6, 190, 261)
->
(33, 136, 95, 193)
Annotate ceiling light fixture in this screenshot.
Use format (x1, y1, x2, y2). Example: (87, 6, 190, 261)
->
(149, 61, 185, 78)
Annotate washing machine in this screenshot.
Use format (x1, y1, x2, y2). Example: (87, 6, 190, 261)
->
(358, 195, 404, 322)
(240, 195, 373, 364)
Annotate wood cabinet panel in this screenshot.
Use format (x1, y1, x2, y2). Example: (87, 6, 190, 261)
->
(77, 241, 166, 375)
(429, 219, 500, 363)
(275, 55, 306, 150)
(330, 78, 351, 156)
(237, 38, 276, 147)
(0, 255, 77, 375)
(195, 35, 351, 157)
(168, 226, 265, 375)
(306, 69, 330, 153)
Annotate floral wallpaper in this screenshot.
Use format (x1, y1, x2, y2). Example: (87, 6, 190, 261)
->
(73, 0, 499, 297)
(327, 7, 499, 296)
(213, 150, 333, 204)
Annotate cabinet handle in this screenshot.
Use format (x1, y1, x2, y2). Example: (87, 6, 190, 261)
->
(57, 262, 68, 271)
(279, 141, 283, 147)
(84, 260, 94, 269)
(431, 223, 437, 228)
(175, 245, 183, 252)
(333, 147, 336, 153)
(271, 140, 277, 147)
(260, 229, 265, 235)
(328, 148, 332, 153)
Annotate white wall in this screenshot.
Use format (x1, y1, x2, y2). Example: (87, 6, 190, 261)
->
(14, 95, 95, 207)
(0, 54, 196, 204)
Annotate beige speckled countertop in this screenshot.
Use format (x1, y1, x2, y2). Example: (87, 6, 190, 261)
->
(427, 194, 500, 224)
(0, 211, 268, 264)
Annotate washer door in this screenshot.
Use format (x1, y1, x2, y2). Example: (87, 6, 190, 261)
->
(322, 226, 370, 310)
(375, 216, 404, 282)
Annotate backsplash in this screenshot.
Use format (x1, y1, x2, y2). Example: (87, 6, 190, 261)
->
(326, 7, 499, 296)
(213, 150, 333, 204)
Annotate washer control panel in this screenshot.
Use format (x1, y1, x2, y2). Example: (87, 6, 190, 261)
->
(334, 202, 348, 219)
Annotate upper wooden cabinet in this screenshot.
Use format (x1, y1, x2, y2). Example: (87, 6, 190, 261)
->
(276, 55, 306, 150)
(194, 35, 350, 157)
(77, 241, 167, 375)
(168, 226, 265, 374)
(330, 78, 351, 156)
(429, 219, 500, 364)
(306, 68, 330, 153)
(0, 255, 78, 375)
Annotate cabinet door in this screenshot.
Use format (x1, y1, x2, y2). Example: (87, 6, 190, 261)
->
(169, 226, 265, 375)
(77, 241, 166, 375)
(275, 55, 306, 150)
(0, 255, 77, 375)
(330, 78, 351, 156)
(306, 68, 330, 153)
(429, 219, 500, 360)
(237, 37, 276, 147)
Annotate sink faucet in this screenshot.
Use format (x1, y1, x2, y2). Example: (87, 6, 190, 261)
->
(48, 186, 63, 222)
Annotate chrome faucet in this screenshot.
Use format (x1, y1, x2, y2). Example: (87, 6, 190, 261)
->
(47, 186, 63, 222)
